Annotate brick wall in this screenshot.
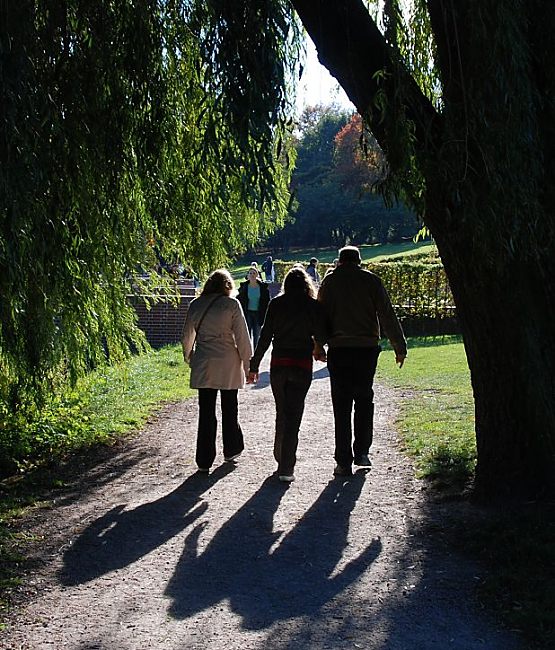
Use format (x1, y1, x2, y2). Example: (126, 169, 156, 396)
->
(129, 279, 197, 349)
(130, 280, 283, 349)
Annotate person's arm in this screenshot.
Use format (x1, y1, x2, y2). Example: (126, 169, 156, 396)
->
(311, 300, 328, 360)
(374, 281, 407, 365)
(259, 282, 270, 323)
(231, 299, 253, 375)
(315, 280, 331, 347)
(181, 302, 197, 363)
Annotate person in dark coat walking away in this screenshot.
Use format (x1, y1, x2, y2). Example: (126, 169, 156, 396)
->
(248, 267, 326, 483)
(315, 246, 407, 476)
(261, 255, 275, 282)
(306, 257, 320, 285)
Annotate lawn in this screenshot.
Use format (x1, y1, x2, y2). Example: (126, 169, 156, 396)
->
(376, 335, 476, 489)
(232, 240, 436, 280)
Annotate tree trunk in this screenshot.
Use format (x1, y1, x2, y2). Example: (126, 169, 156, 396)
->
(433, 225, 555, 499)
(293, 0, 555, 499)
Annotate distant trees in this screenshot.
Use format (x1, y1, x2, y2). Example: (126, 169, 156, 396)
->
(268, 106, 417, 252)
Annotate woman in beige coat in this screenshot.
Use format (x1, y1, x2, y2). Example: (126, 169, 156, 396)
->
(182, 269, 252, 472)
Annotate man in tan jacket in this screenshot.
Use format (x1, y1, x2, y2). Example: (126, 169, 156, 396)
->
(316, 246, 407, 476)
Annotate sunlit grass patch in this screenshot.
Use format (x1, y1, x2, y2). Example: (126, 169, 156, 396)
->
(376, 336, 476, 489)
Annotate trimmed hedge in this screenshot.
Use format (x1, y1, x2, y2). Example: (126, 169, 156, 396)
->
(272, 258, 456, 325)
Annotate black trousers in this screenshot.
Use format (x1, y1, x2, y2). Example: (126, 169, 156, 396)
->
(196, 388, 244, 469)
(327, 347, 380, 468)
(270, 365, 312, 476)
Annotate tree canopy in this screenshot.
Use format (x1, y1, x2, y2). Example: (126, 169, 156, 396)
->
(0, 1, 296, 400)
(2, 0, 555, 499)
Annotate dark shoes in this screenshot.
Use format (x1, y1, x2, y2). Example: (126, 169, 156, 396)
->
(333, 464, 353, 476)
(224, 452, 243, 462)
(354, 454, 372, 467)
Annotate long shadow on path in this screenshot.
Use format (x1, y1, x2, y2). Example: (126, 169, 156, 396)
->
(60, 463, 235, 586)
(165, 472, 381, 630)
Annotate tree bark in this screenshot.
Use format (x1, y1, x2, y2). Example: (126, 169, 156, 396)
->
(292, 0, 441, 163)
(292, 0, 555, 499)
(432, 220, 555, 499)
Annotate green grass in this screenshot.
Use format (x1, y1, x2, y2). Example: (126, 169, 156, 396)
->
(0, 345, 194, 622)
(0, 346, 194, 476)
(232, 240, 436, 280)
(79, 345, 193, 440)
(377, 336, 554, 647)
(376, 335, 476, 490)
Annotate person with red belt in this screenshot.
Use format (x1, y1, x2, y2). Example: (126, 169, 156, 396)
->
(247, 268, 326, 483)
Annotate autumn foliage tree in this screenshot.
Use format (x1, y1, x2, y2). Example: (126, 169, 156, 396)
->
(334, 114, 385, 193)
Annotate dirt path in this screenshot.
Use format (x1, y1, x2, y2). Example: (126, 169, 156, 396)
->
(2, 353, 522, 650)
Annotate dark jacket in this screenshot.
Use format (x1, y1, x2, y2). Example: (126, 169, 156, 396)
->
(237, 279, 270, 325)
(317, 263, 407, 356)
(250, 293, 326, 372)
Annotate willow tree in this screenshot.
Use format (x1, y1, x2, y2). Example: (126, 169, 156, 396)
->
(286, 0, 554, 499)
(0, 2, 296, 402)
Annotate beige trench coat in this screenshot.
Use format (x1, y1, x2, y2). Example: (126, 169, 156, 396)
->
(181, 294, 252, 389)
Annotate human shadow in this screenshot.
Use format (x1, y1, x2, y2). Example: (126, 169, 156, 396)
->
(165, 472, 381, 629)
(60, 463, 235, 586)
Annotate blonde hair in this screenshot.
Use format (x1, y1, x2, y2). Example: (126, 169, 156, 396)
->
(201, 269, 234, 296)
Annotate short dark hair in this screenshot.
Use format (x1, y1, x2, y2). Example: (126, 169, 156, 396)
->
(309, 257, 318, 265)
(338, 246, 361, 265)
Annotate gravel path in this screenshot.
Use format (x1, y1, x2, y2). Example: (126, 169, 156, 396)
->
(2, 353, 523, 650)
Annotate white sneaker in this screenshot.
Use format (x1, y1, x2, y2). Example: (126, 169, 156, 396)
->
(279, 475, 295, 483)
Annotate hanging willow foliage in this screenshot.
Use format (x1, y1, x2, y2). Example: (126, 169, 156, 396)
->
(0, 0, 299, 405)
(364, 0, 549, 262)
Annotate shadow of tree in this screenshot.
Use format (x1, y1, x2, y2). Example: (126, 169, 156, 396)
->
(165, 472, 381, 629)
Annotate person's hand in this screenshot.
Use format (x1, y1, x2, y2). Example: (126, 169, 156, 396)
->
(247, 371, 258, 384)
(313, 342, 327, 362)
(396, 353, 406, 368)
